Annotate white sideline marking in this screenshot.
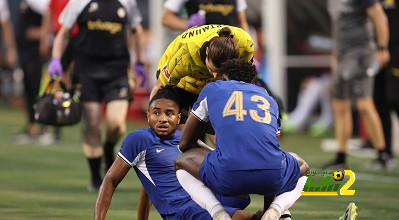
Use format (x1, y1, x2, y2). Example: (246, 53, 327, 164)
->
(355, 172, 399, 184)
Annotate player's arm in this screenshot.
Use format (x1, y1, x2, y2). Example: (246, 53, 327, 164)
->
(179, 112, 209, 152)
(137, 186, 152, 220)
(94, 157, 130, 220)
(0, 18, 17, 67)
(236, 11, 249, 32)
(131, 23, 145, 63)
(150, 79, 164, 100)
(236, 0, 249, 32)
(162, 8, 188, 31)
(39, 8, 53, 58)
(52, 25, 70, 59)
(367, 2, 390, 67)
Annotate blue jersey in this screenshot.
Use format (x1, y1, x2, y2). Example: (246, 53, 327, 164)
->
(119, 128, 195, 218)
(118, 128, 249, 219)
(192, 80, 284, 170)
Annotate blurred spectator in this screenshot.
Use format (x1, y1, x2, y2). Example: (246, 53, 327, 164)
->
(40, 0, 79, 64)
(14, 0, 58, 145)
(162, 0, 249, 31)
(370, 0, 399, 169)
(324, 0, 390, 170)
(283, 73, 333, 137)
(49, 0, 146, 192)
(0, 0, 17, 68)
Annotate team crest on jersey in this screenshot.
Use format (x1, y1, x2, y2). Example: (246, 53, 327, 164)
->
(119, 87, 128, 98)
(88, 2, 99, 13)
(161, 65, 171, 82)
(117, 8, 126, 18)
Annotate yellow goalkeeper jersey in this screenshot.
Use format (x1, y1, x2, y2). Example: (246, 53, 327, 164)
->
(157, 24, 254, 95)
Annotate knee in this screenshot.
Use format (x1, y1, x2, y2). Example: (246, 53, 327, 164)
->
(174, 153, 192, 171)
(289, 152, 310, 176)
(356, 98, 375, 116)
(300, 159, 310, 177)
(174, 154, 185, 171)
(107, 120, 126, 136)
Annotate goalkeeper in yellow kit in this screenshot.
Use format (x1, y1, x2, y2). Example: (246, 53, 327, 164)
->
(150, 24, 254, 130)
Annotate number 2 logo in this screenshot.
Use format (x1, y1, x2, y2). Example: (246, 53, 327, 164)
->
(222, 91, 272, 123)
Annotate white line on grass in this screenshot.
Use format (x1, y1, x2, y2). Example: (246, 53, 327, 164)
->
(355, 172, 399, 184)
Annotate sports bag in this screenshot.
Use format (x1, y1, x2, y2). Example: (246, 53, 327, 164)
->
(34, 79, 82, 126)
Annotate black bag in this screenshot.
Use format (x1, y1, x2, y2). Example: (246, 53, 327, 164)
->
(34, 79, 82, 126)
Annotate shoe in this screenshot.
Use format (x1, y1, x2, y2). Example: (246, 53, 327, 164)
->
(279, 210, 291, 220)
(281, 116, 299, 134)
(322, 160, 348, 172)
(37, 132, 56, 145)
(308, 123, 329, 137)
(338, 202, 357, 220)
(212, 210, 231, 220)
(261, 207, 280, 220)
(387, 156, 398, 170)
(367, 154, 396, 171)
(14, 131, 35, 144)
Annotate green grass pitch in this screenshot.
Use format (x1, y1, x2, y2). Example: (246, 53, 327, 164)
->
(1, 105, 398, 219)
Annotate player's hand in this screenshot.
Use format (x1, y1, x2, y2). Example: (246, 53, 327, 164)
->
(186, 13, 205, 29)
(374, 49, 390, 68)
(135, 62, 147, 87)
(48, 57, 63, 79)
(6, 48, 17, 68)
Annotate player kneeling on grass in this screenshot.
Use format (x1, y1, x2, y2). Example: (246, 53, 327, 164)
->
(94, 86, 263, 220)
(174, 59, 310, 220)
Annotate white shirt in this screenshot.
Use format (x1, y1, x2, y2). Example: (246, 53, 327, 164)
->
(26, 0, 51, 15)
(0, 0, 10, 22)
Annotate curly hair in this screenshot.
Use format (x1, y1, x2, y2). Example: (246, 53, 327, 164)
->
(218, 59, 256, 83)
(207, 27, 239, 69)
(148, 86, 181, 110)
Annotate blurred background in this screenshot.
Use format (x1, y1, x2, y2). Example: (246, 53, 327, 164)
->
(1, 0, 398, 219)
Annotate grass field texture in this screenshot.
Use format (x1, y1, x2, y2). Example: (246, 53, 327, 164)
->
(1, 105, 399, 219)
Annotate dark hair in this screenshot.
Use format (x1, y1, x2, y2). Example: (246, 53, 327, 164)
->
(148, 86, 181, 110)
(218, 59, 256, 83)
(207, 27, 239, 69)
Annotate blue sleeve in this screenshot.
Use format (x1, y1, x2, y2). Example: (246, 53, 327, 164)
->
(118, 129, 151, 166)
(192, 83, 213, 111)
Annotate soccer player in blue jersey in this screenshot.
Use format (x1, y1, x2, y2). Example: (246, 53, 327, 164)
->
(94, 86, 262, 220)
(175, 59, 310, 220)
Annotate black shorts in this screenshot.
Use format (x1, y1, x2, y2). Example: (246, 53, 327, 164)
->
(79, 74, 133, 103)
(176, 87, 215, 134)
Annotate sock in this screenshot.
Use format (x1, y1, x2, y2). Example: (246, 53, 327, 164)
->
(270, 176, 308, 215)
(176, 169, 225, 217)
(103, 141, 116, 171)
(87, 157, 102, 186)
(336, 152, 346, 164)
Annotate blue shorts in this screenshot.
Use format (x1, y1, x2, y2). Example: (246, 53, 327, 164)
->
(165, 196, 249, 220)
(199, 152, 300, 196)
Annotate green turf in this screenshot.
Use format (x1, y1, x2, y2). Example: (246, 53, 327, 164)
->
(1, 105, 398, 219)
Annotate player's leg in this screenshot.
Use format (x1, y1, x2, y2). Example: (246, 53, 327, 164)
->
(103, 100, 129, 171)
(102, 76, 131, 172)
(175, 148, 231, 220)
(355, 76, 387, 168)
(263, 152, 309, 220)
(82, 101, 103, 192)
(80, 74, 105, 192)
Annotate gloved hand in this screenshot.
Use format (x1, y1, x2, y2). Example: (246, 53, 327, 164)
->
(48, 57, 63, 79)
(186, 13, 205, 29)
(135, 62, 147, 87)
(254, 59, 260, 72)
